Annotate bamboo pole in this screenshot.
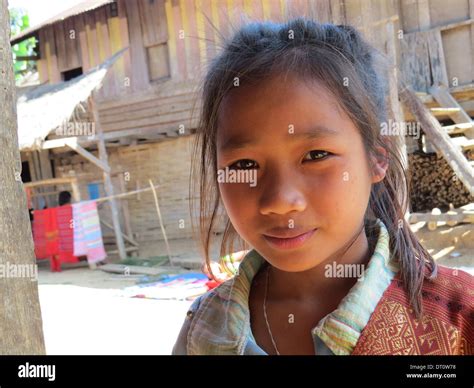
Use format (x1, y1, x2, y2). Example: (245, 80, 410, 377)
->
(118, 173, 134, 240)
(94, 185, 160, 203)
(148, 179, 173, 266)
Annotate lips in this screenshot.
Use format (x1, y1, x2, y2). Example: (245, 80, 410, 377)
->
(263, 228, 317, 250)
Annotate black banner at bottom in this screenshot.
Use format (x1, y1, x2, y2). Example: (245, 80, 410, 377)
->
(0, 355, 471, 387)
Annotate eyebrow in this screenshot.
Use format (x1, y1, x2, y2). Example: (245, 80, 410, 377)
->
(219, 125, 339, 152)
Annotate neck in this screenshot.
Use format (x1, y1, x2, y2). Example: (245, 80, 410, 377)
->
(267, 225, 373, 302)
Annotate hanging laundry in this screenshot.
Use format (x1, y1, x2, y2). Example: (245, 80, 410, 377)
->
(44, 207, 59, 258)
(33, 207, 61, 271)
(72, 201, 107, 264)
(56, 204, 79, 264)
(72, 203, 87, 256)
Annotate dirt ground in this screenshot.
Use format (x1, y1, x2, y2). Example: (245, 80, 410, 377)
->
(412, 223, 474, 272)
(37, 261, 193, 355)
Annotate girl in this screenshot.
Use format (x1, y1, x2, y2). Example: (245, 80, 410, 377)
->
(173, 18, 473, 355)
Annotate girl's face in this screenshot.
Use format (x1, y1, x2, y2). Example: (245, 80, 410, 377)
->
(216, 75, 387, 272)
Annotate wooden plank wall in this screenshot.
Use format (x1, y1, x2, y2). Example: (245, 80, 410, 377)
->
(96, 0, 399, 136)
(399, 29, 449, 91)
(162, 0, 398, 81)
(98, 81, 198, 135)
(37, 4, 131, 100)
(35, 0, 399, 92)
(400, 0, 474, 89)
(36, 0, 400, 136)
(37, 26, 61, 84)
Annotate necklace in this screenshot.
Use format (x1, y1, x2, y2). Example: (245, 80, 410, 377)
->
(263, 265, 281, 355)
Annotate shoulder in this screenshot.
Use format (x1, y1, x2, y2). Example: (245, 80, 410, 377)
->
(354, 265, 473, 355)
(397, 265, 473, 337)
(389, 265, 472, 306)
(171, 280, 238, 355)
(423, 266, 473, 352)
(171, 295, 202, 355)
(172, 252, 265, 355)
(423, 265, 472, 302)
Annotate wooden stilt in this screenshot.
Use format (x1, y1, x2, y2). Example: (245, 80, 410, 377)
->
(89, 96, 127, 260)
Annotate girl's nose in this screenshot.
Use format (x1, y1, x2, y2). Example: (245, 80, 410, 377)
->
(259, 170, 307, 216)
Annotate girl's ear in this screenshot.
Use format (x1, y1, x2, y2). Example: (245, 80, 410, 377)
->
(370, 146, 389, 183)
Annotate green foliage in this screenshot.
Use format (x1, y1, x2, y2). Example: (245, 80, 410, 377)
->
(10, 8, 37, 82)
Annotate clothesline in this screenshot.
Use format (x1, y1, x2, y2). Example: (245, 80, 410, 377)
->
(26, 183, 161, 203)
(92, 185, 161, 203)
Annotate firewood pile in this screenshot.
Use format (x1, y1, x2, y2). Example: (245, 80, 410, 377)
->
(408, 150, 474, 212)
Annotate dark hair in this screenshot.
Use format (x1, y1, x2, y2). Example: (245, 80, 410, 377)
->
(191, 18, 436, 317)
(58, 191, 72, 206)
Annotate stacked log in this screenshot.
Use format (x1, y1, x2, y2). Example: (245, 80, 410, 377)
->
(408, 150, 473, 212)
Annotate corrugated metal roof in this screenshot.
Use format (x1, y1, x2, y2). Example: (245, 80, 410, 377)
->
(10, 0, 114, 45)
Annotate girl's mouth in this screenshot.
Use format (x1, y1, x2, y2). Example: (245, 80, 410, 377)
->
(262, 228, 317, 250)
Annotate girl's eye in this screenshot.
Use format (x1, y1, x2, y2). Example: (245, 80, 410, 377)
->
(229, 159, 258, 170)
(303, 150, 330, 162)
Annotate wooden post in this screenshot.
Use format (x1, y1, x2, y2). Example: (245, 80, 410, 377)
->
(30, 151, 44, 208)
(38, 150, 54, 206)
(118, 173, 134, 240)
(70, 178, 81, 202)
(386, 20, 411, 214)
(88, 96, 127, 260)
(27, 151, 39, 209)
(386, 21, 408, 170)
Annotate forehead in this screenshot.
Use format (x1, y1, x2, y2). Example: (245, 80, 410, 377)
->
(216, 75, 350, 140)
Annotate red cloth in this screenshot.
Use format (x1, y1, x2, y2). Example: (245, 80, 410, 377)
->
(32, 206, 79, 271)
(44, 207, 59, 257)
(32, 208, 48, 259)
(56, 205, 79, 264)
(205, 280, 220, 290)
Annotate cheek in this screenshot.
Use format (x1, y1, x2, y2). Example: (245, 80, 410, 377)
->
(219, 183, 265, 248)
(218, 183, 254, 226)
(306, 160, 372, 218)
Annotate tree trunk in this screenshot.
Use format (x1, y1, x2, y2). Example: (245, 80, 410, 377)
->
(0, 0, 45, 354)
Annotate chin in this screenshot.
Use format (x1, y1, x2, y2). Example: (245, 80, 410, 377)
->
(259, 249, 325, 273)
